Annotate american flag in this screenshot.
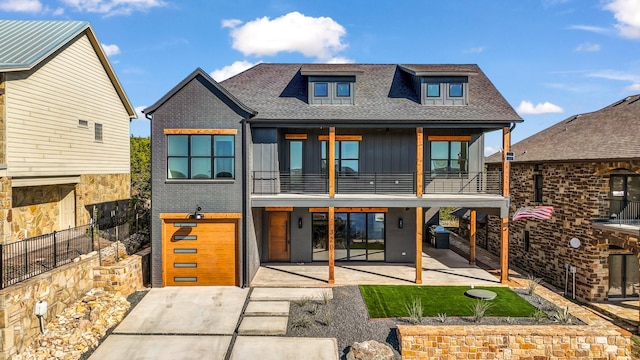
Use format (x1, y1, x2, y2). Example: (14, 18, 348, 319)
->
(512, 206, 554, 221)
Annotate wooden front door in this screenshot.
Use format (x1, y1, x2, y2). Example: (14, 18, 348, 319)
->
(268, 212, 290, 261)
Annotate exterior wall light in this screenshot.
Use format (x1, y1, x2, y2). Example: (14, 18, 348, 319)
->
(398, 217, 404, 229)
(191, 206, 204, 220)
(298, 217, 303, 228)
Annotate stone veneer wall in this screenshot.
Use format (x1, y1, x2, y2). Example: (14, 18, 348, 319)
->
(486, 161, 639, 301)
(0, 244, 142, 360)
(4, 173, 130, 243)
(398, 277, 632, 359)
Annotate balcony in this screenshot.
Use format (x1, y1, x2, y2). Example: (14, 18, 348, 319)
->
(251, 171, 502, 195)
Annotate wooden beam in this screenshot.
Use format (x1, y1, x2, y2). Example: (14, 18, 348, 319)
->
(416, 128, 424, 197)
(318, 135, 362, 141)
(427, 135, 472, 141)
(309, 207, 388, 213)
(163, 129, 238, 135)
(500, 126, 511, 284)
(329, 127, 336, 197)
(285, 134, 308, 140)
(328, 206, 335, 284)
(469, 210, 477, 265)
(416, 207, 423, 284)
(265, 207, 294, 212)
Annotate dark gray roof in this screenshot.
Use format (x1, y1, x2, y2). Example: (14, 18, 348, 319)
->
(144, 68, 257, 117)
(220, 64, 521, 126)
(451, 208, 487, 223)
(0, 20, 89, 71)
(486, 94, 640, 163)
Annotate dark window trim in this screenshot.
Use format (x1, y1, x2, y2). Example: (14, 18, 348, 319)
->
(426, 83, 440, 97)
(336, 82, 351, 97)
(94, 123, 103, 141)
(429, 140, 469, 173)
(167, 134, 235, 180)
(314, 82, 329, 97)
(321, 140, 360, 176)
(449, 83, 463, 97)
(524, 231, 530, 252)
(534, 174, 543, 203)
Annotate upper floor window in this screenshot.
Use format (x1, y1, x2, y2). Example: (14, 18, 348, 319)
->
(167, 133, 235, 179)
(430, 140, 468, 174)
(610, 174, 640, 219)
(534, 174, 543, 202)
(309, 76, 355, 105)
(94, 123, 103, 141)
(321, 140, 360, 175)
(422, 76, 468, 105)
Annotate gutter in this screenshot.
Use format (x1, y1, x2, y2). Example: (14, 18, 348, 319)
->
(241, 119, 248, 288)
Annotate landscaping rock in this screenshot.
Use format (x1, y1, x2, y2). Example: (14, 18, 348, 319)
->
(10, 288, 130, 360)
(346, 340, 395, 360)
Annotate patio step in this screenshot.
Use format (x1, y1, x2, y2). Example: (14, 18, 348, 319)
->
(244, 301, 289, 316)
(237, 316, 288, 335)
(250, 288, 332, 302)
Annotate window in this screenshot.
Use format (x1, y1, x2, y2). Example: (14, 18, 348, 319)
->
(427, 84, 440, 97)
(422, 76, 468, 105)
(524, 231, 530, 252)
(314, 83, 328, 97)
(78, 119, 88, 127)
(309, 76, 355, 104)
(449, 83, 463, 97)
(167, 134, 234, 179)
(94, 123, 103, 141)
(336, 83, 351, 97)
(321, 140, 359, 175)
(430, 141, 468, 173)
(534, 174, 543, 202)
(609, 174, 640, 219)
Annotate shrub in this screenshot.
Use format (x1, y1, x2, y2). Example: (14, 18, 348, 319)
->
(526, 274, 542, 295)
(469, 300, 493, 323)
(553, 307, 572, 324)
(532, 308, 547, 323)
(437, 313, 447, 323)
(404, 297, 423, 325)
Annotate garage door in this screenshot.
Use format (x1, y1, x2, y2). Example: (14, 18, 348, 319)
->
(162, 219, 237, 286)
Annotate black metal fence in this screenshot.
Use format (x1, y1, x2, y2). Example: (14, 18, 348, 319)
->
(0, 200, 150, 289)
(610, 199, 640, 224)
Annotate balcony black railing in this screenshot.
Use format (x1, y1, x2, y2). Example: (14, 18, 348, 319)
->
(251, 170, 502, 195)
(609, 199, 640, 225)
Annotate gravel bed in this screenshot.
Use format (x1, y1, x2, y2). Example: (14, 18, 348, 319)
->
(287, 286, 583, 360)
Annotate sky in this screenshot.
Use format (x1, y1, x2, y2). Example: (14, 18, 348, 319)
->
(1, 0, 639, 156)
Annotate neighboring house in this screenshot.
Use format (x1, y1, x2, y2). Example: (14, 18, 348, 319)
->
(485, 95, 640, 302)
(144, 64, 521, 287)
(0, 20, 136, 243)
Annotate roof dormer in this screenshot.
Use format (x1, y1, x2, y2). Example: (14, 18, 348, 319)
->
(399, 65, 475, 106)
(300, 65, 362, 105)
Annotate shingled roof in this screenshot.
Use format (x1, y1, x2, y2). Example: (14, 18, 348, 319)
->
(220, 63, 521, 126)
(486, 94, 640, 163)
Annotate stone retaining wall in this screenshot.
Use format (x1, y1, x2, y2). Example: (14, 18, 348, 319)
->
(398, 276, 632, 359)
(0, 243, 143, 360)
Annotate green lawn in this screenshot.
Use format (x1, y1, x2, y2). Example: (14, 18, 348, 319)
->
(360, 285, 537, 318)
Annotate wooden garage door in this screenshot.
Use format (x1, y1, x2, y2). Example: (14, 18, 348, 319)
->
(163, 219, 237, 286)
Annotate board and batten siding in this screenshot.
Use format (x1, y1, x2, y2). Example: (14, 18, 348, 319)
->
(5, 34, 130, 177)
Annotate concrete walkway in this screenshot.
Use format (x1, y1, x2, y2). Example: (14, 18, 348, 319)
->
(89, 287, 338, 360)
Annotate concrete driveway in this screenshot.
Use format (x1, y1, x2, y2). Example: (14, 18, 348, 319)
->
(89, 286, 338, 360)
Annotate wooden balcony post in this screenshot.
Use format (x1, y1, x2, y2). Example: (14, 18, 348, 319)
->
(500, 126, 511, 284)
(416, 128, 423, 197)
(329, 127, 335, 197)
(469, 209, 476, 265)
(328, 206, 335, 284)
(416, 207, 423, 284)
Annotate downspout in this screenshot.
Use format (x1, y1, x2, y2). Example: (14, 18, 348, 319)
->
(241, 119, 248, 288)
(509, 122, 517, 133)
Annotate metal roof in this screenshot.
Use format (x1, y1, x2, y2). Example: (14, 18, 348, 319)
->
(0, 20, 89, 71)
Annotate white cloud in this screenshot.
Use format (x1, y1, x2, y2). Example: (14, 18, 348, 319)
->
(586, 69, 640, 82)
(605, 0, 640, 39)
(134, 105, 146, 120)
(464, 46, 486, 54)
(224, 11, 348, 62)
(52, 7, 64, 15)
(484, 145, 501, 157)
(516, 100, 564, 115)
(101, 43, 120, 57)
(221, 19, 242, 28)
(624, 83, 640, 91)
(211, 60, 260, 82)
(61, 0, 166, 15)
(325, 56, 354, 64)
(574, 42, 601, 52)
(567, 25, 610, 34)
(0, 0, 42, 12)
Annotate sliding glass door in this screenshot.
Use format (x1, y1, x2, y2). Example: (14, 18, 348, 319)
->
(312, 212, 385, 261)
